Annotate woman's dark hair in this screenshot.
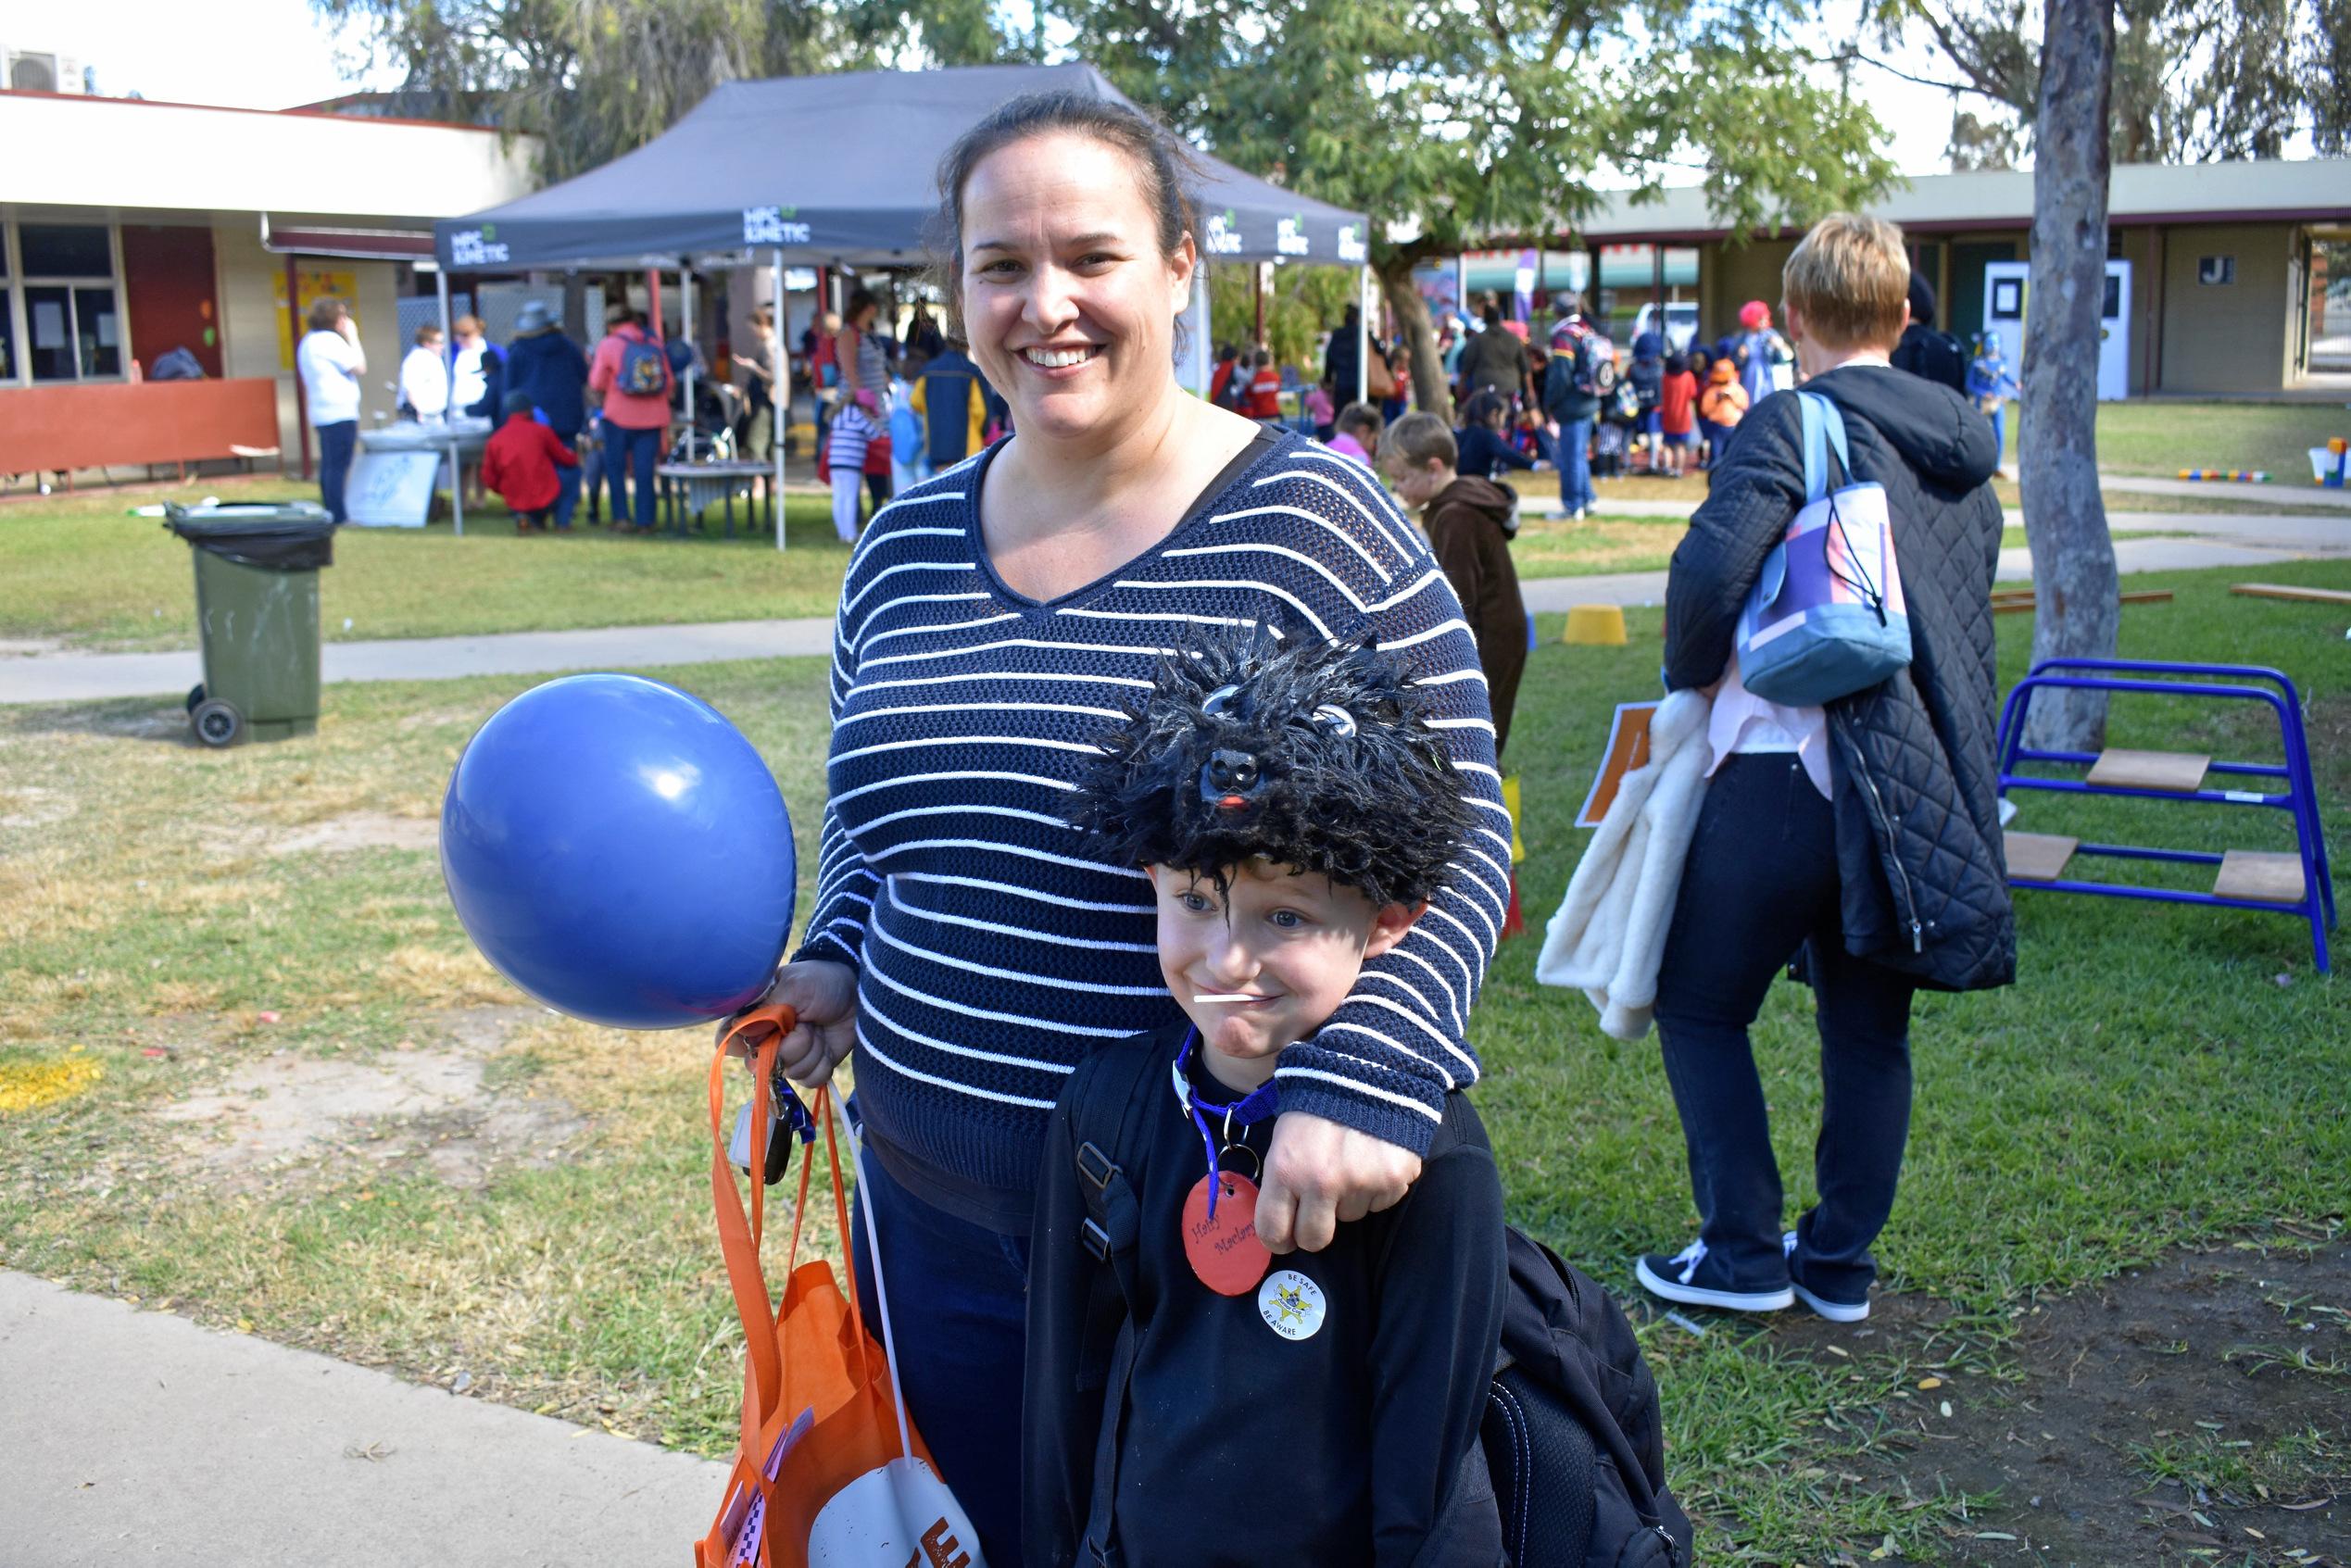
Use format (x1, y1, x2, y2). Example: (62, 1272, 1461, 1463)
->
(845, 287, 879, 324)
(932, 91, 1202, 343)
(1480, 301, 1503, 330)
(1461, 388, 1507, 429)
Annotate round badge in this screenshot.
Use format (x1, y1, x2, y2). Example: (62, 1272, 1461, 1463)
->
(1181, 1172, 1271, 1297)
(1256, 1268, 1326, 1341)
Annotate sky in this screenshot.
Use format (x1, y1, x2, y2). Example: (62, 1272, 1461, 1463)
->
(1, 0, 1970, 175)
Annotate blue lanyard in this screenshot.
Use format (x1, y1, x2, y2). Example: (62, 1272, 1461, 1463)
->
(1169, 1028, 1279, 1219)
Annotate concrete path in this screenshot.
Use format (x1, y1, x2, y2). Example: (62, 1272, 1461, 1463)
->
(2099, 475, 2351, 508)
(0, 1271, 728, 1566)
(0, 509, 2339, 707)
(0, 617, 838, 706)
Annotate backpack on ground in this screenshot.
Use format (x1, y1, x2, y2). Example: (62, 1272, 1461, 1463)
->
(1058, 1046, 1692, 1568)
(618, 334, 668, 397)
(1733, 389, 1911, 706)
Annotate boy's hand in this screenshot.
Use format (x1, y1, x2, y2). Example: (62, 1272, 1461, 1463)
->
(1257, 1113, 1423, 1253)
(717, 960, 858, 1086)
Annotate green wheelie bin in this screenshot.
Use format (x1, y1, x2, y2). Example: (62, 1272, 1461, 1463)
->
(164, 502, 338, 747)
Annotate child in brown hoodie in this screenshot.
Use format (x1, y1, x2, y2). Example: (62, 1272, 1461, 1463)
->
(1381, 411, 1528, 759)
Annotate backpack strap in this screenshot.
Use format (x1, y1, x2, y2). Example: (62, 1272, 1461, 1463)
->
(1059, 1040, 1169, 1568)
(1798, 389, 1853, 503)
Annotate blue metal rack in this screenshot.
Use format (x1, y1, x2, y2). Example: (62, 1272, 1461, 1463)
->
(1994, 658, 2337, 974)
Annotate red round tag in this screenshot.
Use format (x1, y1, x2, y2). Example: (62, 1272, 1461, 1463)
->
(1182, 1172, 1272, 1297)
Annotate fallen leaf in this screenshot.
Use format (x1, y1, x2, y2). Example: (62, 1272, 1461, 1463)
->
(234, 1319, 253, 1333)
(1941, 1400, 1955, 1418)
(2280, 1497, 2336, 1511)
(1918, 1376, 1943, 1390)
(1825, 1344, 1849, 1358)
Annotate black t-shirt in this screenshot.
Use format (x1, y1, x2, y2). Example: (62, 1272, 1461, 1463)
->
(1025, 1021, 1508, 1567)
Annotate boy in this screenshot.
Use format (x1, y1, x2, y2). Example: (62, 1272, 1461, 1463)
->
(1655, 352, 1699, 478)
(1627, 331, 1666, 470)
(1025, 636, 1507, 1568)
(1696, 353, 1749, 471)
(1384, 413, 1527, 760)
(479, 389, 577, 533)
(1243, 346, 1285, 423)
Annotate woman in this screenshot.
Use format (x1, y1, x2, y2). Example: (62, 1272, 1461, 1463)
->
(734, 91, 1503, 1563)
(1453, 388, 1536, 482)
(293, 298, 365, 523)
(834, 287, 891, 415)
(734, 306, 779, 459)
(1642, 213, 2013, 1323)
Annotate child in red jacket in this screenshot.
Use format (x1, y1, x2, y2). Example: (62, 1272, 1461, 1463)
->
(481, 390, 579, 533)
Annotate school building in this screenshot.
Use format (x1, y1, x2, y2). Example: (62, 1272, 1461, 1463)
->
(0, 87, 535, 482)
(1564, 156, 2351, 397)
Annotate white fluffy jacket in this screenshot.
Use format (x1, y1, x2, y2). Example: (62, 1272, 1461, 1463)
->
(1535, 688, 1714, 1040)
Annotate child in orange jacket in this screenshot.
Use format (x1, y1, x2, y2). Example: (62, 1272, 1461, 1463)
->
(481, 390, 580, 532)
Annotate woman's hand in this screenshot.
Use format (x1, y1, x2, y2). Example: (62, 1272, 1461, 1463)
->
(717, 960, 859, 1086)
(1255, 1112, 1424, 1254)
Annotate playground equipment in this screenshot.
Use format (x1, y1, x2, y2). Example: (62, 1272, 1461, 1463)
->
(1995, 659, 2335, 973)
(2177, 469, 2269, 483)
(2310, 439, 2348, 488)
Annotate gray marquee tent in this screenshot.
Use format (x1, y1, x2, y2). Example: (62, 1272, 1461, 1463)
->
(434, 62, 1373, 272)
(432, 65, 1374, 548)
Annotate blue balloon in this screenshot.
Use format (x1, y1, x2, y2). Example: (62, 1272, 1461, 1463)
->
(441, 673, 796, 1030)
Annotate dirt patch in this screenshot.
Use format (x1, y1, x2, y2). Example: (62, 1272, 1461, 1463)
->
(200, 810, 440, 859)
(1794, 1244, 2350, 1563)
(0, 636, 65, 659)
(152, 1005, 585, 1190)
(0, 786, 76, 829)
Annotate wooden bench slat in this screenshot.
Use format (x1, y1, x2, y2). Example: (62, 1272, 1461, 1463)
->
(2214, 850, 2307, 904)
(2086, 749, 2211, 792)
(2005, 831, 2081, 882)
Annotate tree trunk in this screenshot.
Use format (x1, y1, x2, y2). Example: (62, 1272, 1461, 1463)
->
(2020, 0, 2121, 752)
(1377, 254, 1452, 423)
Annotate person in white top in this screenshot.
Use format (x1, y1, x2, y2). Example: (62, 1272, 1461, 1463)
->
(295, 297, 366, 523)
(398, 324, 450, 421)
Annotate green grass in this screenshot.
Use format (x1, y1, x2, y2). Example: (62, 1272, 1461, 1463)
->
(2, 555, 2345, 1559)
(2010, 398, 2351, 480)
(0, 472, 855, 653)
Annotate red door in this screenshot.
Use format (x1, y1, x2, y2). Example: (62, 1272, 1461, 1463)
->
(120, 225, 224, 379)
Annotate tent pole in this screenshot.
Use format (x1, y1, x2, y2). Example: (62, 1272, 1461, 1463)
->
(437, 268, 460, 536)
(1253, 262, 1266, 347)
(682, 265, 696, 461)
(774, 246, 786, 553)
(1355, 265, 1370, 408)
(789, 247, 798, 555)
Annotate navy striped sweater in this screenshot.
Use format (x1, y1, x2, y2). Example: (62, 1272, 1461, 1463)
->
(798, 427, 1508, 1227)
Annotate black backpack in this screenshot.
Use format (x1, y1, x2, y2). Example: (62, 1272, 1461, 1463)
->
(1892, 325, 1968, 395)
(1060, 1047, 1694, 1568)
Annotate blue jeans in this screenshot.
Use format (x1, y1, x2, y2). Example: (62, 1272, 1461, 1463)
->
(1987, 404, 2006, 463)
(1653, 756, 1917, 1302)
(1555, 413, 1595, 513)
(550, 433, 583, 529)
(850, 1138, 1028, 1568)
(603, 422, 661, 528)
(315, 420, 357, 524)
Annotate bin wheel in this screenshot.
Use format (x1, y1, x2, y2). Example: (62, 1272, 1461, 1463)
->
(191, 697, 243, 748)
(185, 683, 206, 713)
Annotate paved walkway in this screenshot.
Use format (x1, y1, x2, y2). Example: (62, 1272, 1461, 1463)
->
(1, 508, 2341, 707)
(2099, 475, 2351, 508)
(0, 617, 838, 706)
(1, 1271, 727, 1566)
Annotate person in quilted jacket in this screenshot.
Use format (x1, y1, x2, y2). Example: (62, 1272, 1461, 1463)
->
(1640, 212, 2013, 1325)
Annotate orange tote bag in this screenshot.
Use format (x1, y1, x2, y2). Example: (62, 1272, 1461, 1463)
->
(698, 1006, 986, 1568)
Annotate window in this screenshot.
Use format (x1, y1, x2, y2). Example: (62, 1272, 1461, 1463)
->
(3, 221, 126, 384)
(2198, 256, 2236, 286)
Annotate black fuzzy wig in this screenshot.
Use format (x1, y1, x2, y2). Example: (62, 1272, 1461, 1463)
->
(1066, 633, 1475, 909)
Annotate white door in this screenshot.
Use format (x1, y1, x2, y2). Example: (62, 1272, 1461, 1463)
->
(1979, 258, 2132, 401)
